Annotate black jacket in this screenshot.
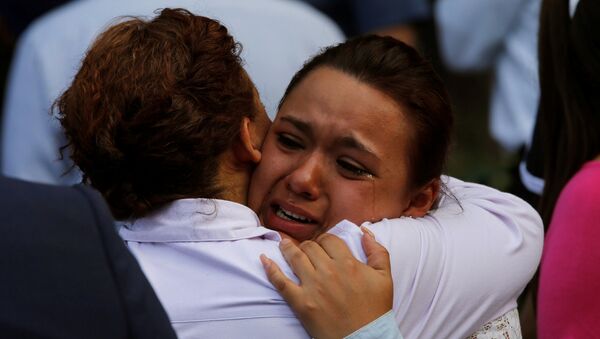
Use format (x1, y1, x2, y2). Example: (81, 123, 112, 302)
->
(0, 176, 177, 339)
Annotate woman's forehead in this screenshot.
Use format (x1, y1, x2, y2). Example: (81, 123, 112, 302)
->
(275, 67, 408, 143)
(290, 68, 400, 115)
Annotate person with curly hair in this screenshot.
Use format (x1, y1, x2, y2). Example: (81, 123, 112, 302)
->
(58, 8, 542, 338)
(57, 8, 395, 338)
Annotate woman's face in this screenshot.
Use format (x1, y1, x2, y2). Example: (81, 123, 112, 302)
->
(248, 67, 424, 241)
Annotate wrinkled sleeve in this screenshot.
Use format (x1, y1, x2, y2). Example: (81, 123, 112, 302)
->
(363, 176, 543, 337)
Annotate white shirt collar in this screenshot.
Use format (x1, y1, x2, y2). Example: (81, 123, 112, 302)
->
(118, 198, 281, 242)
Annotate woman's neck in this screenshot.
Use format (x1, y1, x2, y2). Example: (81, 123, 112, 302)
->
(215, 155, 252, 206)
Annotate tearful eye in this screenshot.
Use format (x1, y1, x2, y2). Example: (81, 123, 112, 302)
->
(277, 133, 304, 150)
(337, 159, 374, 178)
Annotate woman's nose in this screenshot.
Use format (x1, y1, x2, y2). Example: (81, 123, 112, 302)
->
(286, 155, 322, 200)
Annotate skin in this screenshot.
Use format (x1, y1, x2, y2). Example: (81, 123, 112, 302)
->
(218, 84, 272, 206)
(260, 230, 393, 339)
(220, 78, 394, 339)
(248, 66, 437, 241)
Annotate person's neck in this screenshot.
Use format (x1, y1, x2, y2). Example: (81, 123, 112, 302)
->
(215, 156, 252, 206)
(218, 182, 248, 205)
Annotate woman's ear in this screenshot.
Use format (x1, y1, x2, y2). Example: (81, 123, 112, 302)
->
(403, 178, 441, 217)
(233, 117, 262, 165)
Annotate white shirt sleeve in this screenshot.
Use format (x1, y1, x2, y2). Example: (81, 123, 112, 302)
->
(360, 176, 543, 338)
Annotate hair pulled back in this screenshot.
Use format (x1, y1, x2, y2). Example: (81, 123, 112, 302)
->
(57, 8, 257, 219)
(281, 35, 452, 189)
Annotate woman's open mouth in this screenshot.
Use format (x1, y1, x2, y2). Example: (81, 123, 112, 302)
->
(262, 202, 320, 241)
(275, 205, 315, 224)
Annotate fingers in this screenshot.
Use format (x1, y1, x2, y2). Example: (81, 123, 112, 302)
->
(279, 238, 316, 278)
(298, 240, 332, 270)
(315, 233, 354, 260)
(360, 226, 391, 272)
(260, 254, 303, 303)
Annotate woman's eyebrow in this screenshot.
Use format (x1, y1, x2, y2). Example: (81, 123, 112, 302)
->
(280, 116, 313, 137)
(337, 135, 379, 160)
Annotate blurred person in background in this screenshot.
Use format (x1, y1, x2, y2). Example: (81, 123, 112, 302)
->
(435, 0, 542, 213)
(0, 0, 70, 36)
(1, 0, 343, 185)
(301, 0, 430, 47)
(435, 0, 541, 155)
(0, 0, 71, 164)
(533, 0, 600, 336)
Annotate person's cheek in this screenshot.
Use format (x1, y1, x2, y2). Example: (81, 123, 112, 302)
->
(321, 181, 349, 231)
(251, 154, 285, 211)
(333, 184, 377, 226)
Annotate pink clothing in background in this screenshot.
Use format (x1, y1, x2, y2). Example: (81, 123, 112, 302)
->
(538, 160, 600, 338)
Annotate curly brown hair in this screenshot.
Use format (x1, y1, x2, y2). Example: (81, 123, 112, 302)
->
(57, 8, 258, 219)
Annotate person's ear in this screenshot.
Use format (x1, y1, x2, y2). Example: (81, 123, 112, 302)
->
(233, 117, 262, 165)
(403, 178, 441, 217)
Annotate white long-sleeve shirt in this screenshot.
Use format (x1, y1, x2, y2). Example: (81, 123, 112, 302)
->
(119, 176, 542, 339)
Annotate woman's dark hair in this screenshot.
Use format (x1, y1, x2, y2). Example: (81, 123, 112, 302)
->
(537, 0, 600, 225)
(280, 35, 453, 190)
(56, 8, 258, 219)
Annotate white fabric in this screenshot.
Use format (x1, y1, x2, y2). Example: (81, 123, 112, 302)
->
(1, 0, 344, 185)
(360, 177, 542, 338)
(435, 0, 541, 151)
(569, 0, 580, 17)
(119, 176, 542, 339)
(467, 309, 522, 339)
(119, 199, 309, 338)
(519, 160, 544, 194)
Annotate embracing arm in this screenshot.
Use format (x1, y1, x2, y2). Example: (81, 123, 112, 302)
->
(261, 176, 543, 338)
(261, 228, 402, 339)
(353, 176, 543, 338)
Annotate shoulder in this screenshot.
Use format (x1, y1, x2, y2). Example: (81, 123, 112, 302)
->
(366, 177, 543, 337)
(441, 176, 543, 229)
(550, 161, 600, 229)
(0, 176, 95, 217)
(211, 0, 341, 28)
(557, 161, 600, 201)
(198, 0, 344, 42)
(0, 176, 115, 245)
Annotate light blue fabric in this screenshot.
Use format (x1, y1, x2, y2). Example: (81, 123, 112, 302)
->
(435, 0, 541, 151)
(1, 0, 344, 185)
(345, 311, 403, 339)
